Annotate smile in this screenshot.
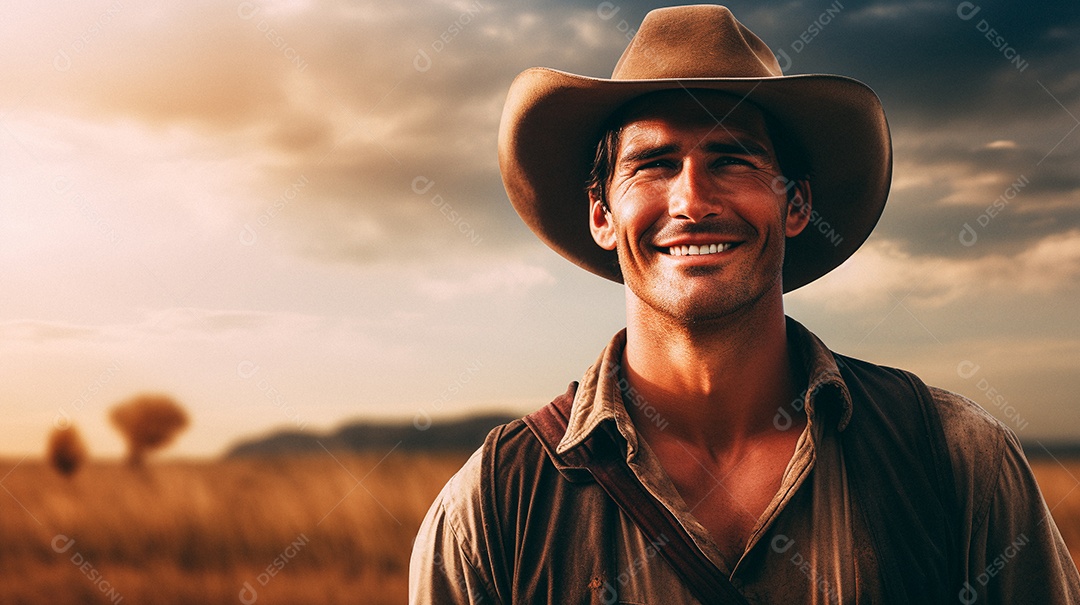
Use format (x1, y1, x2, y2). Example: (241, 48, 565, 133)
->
(666, 243, 735, 257)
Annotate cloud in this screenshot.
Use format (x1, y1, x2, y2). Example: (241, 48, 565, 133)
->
(413, 260, 556, 301)
(0, 308, 375, 346)
(6, 0, 1077, 274)
(8, 0, 625, 270)
(0, 321, 102, 344)
(790, 230, 1080, 312)
(2, 0, 1079, 455)
(869, 129, 1080, 259)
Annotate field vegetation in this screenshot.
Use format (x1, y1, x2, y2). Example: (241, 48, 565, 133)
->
(1, 454, 1077, 604)
(0, 453, 466, 605)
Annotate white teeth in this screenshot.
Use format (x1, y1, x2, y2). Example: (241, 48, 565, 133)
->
(667, 243, 732, 256)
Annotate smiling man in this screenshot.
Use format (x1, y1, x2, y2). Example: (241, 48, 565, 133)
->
(410, 5, 1080, 604)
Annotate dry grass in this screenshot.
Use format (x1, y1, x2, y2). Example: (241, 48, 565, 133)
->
(0, 454, 1077, 604)
(0, 452, 467, 605)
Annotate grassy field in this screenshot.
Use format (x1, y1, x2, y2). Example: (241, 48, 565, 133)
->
(0, 453, 468, 605)
(1, 454, 1078, 604)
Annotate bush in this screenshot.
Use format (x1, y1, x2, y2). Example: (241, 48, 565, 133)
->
(110, 394, 189, 467)
(47, 425, 88, 476)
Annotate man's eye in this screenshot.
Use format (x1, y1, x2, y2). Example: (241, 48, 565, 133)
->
(638, 159, 675, 171)
(715, 157, 754, 168)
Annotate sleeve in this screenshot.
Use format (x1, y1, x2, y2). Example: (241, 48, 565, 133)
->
(409, 447, 500, 605)
(961, 420, 1080, 604)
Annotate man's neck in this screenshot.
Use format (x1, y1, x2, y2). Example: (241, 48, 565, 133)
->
(621, 288, 800, 454)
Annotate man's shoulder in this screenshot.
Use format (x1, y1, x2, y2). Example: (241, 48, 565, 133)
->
(828, 347, 1016, 511)
(431, 415, 557, 521)
(926, 384, 1018, 518)
(832, 349, 1012, 457)
(437, 416, 530, 489)
(412, 417, 550, 601)
(927, 385, 1013, 465)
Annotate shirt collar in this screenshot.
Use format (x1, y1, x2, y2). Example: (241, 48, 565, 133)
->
(785, 316, 854, 431)
(555, 316, 854, 456)
(557, 328, 634, 455)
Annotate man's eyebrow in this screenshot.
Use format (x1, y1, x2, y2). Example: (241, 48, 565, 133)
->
(617, 140, 774, 167)
(617, 143, 680, 166)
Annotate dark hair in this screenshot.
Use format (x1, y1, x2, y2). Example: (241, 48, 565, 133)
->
(585, 108, 812, 211)
(586, 124, 624, 212)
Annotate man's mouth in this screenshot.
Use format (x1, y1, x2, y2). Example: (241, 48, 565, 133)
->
(665, 242, 736, 257)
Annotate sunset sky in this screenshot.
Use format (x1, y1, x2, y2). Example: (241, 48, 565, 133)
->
(2, 0, 1077, 458)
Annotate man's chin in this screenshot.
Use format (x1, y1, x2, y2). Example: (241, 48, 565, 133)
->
(633, 272, 782, 324)
(637, 286, 742, 324)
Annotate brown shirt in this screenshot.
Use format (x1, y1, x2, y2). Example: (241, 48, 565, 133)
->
(410, 321, 1080, 604)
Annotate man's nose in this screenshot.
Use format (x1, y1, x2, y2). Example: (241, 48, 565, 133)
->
(668, 163, 722, 222)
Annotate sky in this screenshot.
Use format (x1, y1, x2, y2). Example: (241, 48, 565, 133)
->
(1, 0, 1077, 458)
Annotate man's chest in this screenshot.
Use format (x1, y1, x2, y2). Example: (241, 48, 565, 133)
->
(598, 457, 866, 605)
(649, 429, 806, 565)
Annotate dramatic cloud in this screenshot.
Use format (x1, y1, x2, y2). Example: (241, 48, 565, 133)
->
(791, 230, 1080, 312)
(1, 0, 1077, 455)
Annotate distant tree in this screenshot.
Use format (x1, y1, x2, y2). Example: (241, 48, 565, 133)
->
(47, 425, 88, 477)
(109, 394, 189, 467)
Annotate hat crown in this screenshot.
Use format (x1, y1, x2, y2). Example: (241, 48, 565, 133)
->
(612, 5, 782, 80)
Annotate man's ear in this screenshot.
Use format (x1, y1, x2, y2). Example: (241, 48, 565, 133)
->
(589, 192, 617, 251)
(784, 179, 812, 238)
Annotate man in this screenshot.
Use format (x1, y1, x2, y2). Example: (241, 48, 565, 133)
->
(410, 5, 1080, 604)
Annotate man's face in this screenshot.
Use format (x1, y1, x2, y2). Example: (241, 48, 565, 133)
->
(589, 90, 810, 323)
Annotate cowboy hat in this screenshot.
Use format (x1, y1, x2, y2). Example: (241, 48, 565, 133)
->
(498, 4, 891, 292)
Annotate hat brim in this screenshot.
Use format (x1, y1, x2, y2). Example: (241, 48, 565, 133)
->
(498, 67, 892, 293)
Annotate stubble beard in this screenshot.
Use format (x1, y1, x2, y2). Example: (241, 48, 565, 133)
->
(617, 219, 787, 328)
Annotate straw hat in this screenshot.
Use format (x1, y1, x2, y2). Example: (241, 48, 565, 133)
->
(498, 4, 891, 291)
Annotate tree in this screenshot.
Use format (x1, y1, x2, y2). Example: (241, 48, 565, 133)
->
(109, 394, 189, 467)
(47, 425, 88, 477)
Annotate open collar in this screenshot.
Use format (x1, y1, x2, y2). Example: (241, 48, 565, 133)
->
(555, 317, 854, 457)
